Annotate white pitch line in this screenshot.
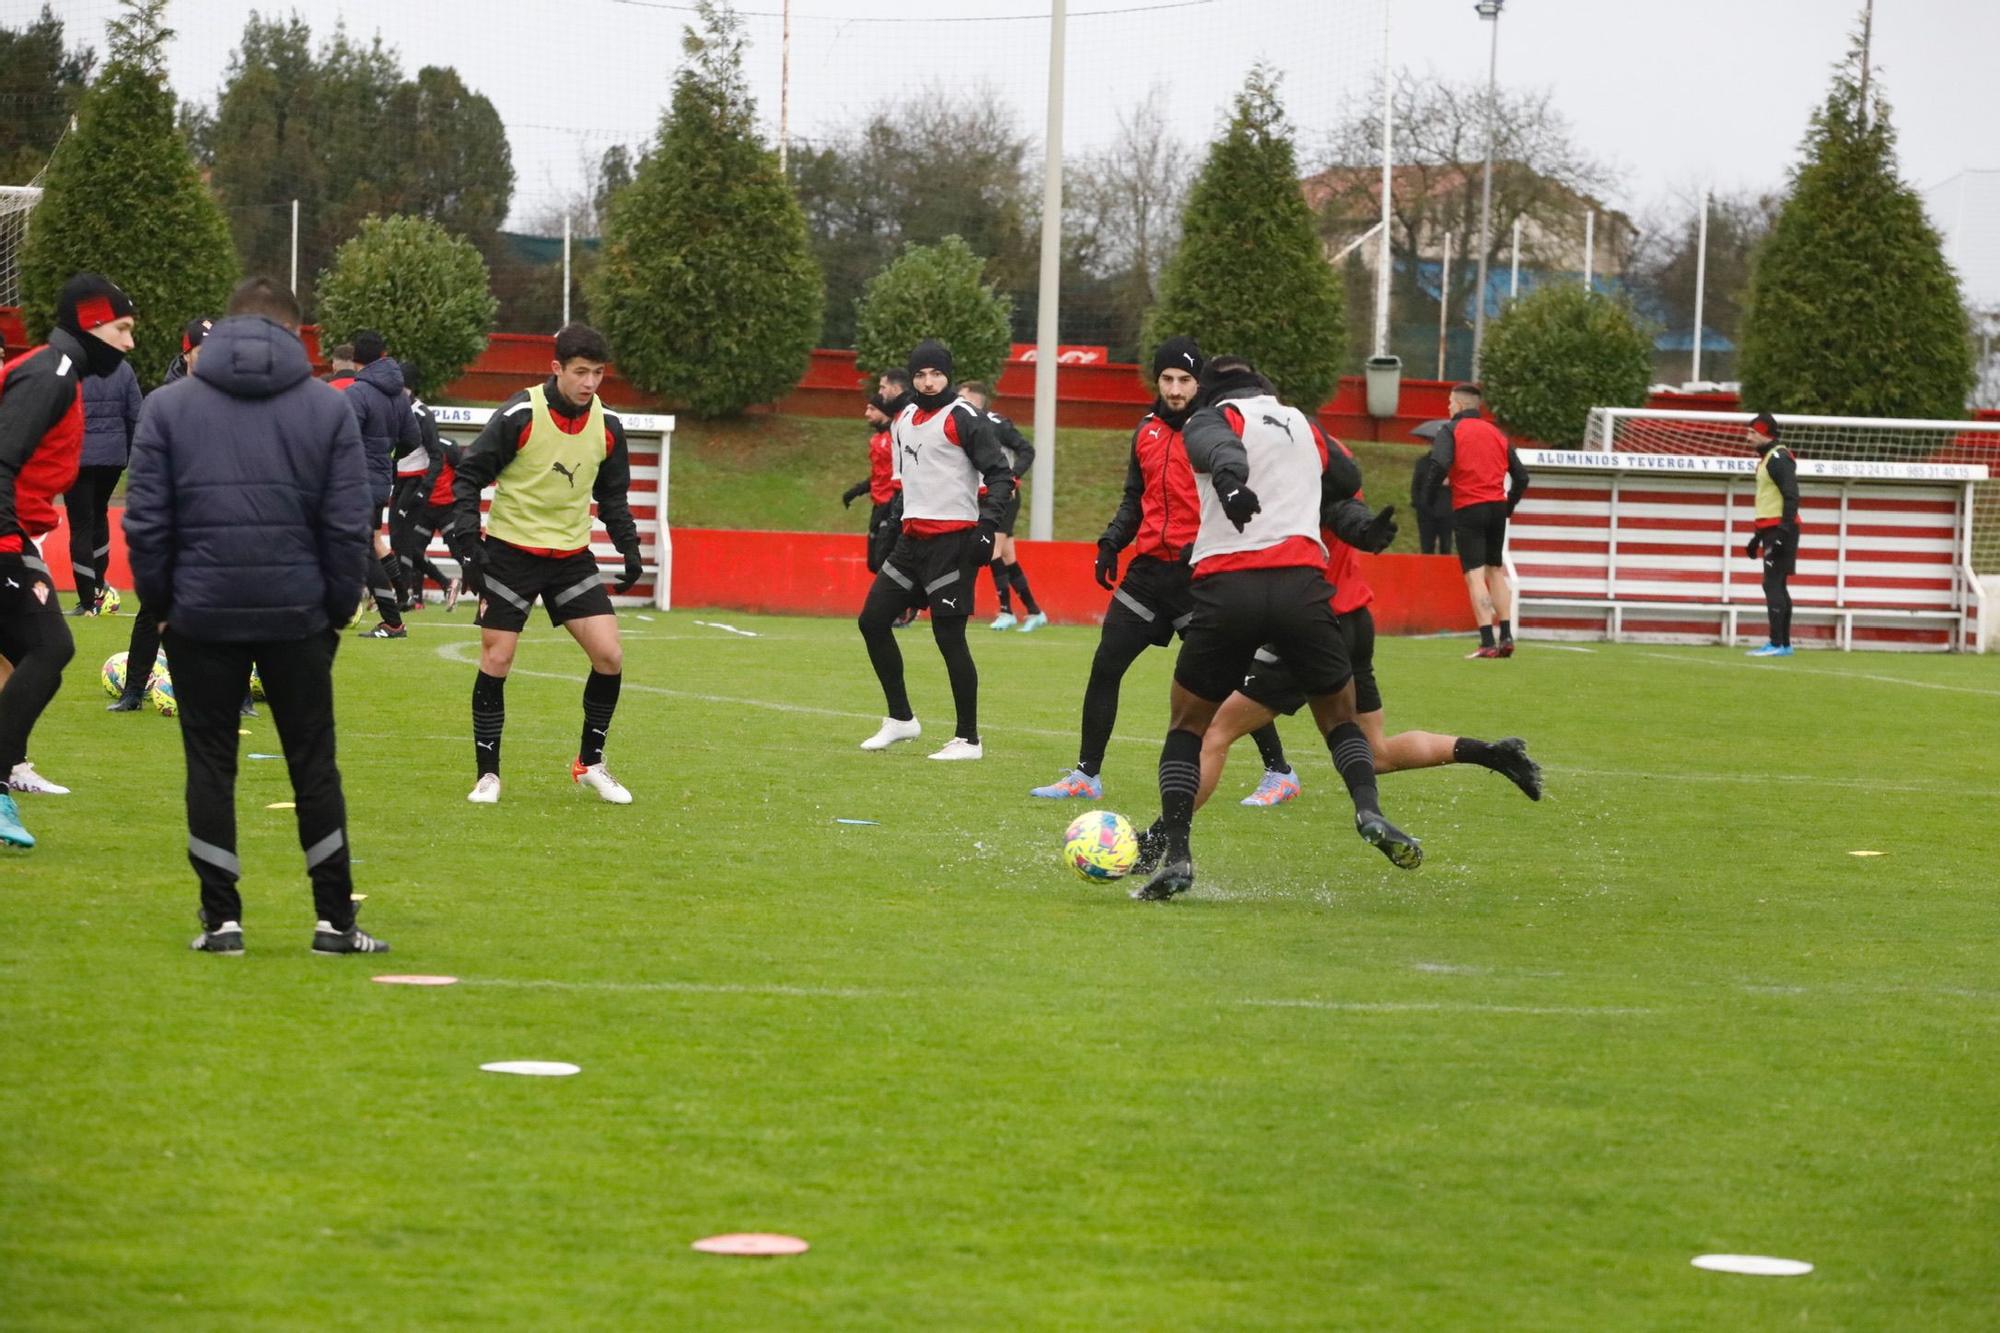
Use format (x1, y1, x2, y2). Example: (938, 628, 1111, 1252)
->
(1632, 649, 2000, 699)
(1242, 999, 1655, 1016)
(1543, 764, 2000, 799)
(463, 977, 900, 999)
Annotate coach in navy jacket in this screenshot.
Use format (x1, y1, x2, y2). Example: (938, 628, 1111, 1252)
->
(123, 277, 382, 955)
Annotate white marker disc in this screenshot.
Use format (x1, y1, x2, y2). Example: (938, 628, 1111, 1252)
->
(692, 1233, 809, 1256)
(480, 1060, 580, 1076)
(1692, 1254, 1813, 1276)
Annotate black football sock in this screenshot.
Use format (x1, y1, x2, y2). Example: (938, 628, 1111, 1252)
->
(1078, 625, 1149, 778)
(1451, 736, 1495, 768)
(1006, 562, 1041, 615)
(1478, 623, 1496, 649)
(1250, 722, 1289, 773)
(1327, 721, 1381, 819)
(1157, 728, 1202, 850)
(1499, 619, 1514, 643)
(579, 670, 620, 766)
(368, 555, 402, 627)
(859, 579, 914, 719)
(473, 670, 505, 776)
(931, 613, 979, 742)
(989, 559, 1012, 614)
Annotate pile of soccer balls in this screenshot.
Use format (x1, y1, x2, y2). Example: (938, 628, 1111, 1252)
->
(101, 651, 176, 717)
(1062, 810, 1141, 882)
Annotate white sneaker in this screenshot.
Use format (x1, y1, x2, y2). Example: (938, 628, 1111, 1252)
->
(928, 737, 983, 761)
(9, 762, 69, 795)
(859, 716, 922, 751)
(572, 759, 633, 804)
(467, 773, 502, 804)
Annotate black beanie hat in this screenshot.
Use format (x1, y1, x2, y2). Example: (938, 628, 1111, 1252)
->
(1748, 411, 1779, 441)
(1151, 336, 1204, 381)
(906, 338, 954, 381)
(55, 273, 135, 378)
(181, 317, 214, 354)
(352, 329, 387, 365)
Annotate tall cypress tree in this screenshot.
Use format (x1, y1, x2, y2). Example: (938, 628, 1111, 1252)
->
(589, 0, 821, 417)
(1142, 68, 1344, 410)
(1738, 30, 1972, 419)
(19, 0, 235, 386)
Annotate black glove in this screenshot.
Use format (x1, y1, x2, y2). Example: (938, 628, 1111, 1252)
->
(841, 480, 869, 509)
(447, 527, 486, 595)
(1093, 541, 1120, 591)
(1217, 479, 1262, 531)
(614, 548, 644, 594)
(1743, 531, 1764, 559)
(1356, 504, 1399, 554)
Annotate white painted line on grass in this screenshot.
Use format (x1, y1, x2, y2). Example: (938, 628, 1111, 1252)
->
(692, 619, 761, 637)
(1632, 649, 2000, 699)
(462, 977, 901, 999)
(1241, 999, 1655, 1016)
(1544, 764, 2000, 799)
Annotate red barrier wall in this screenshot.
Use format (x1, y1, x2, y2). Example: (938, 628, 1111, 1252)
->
(668, 528, 1472, 633)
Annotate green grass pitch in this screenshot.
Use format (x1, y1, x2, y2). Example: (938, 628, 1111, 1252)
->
(3, 611, 1996, 1329)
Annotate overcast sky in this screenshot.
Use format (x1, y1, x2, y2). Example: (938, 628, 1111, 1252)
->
(36, 0, 1998, 234)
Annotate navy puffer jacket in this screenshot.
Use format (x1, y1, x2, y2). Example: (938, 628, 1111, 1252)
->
(80, 359, 142, 468)
(343, 355, 416, 503)
(124, 316, 371, 641)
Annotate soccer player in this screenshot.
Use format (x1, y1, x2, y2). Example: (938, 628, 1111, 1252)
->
(1743, 412, 1800, 657)
(1029, 337, 1300, 805)
(957, 381, 1046, 632)
(841, 390, 902, 575)
(1418, 383, 1528, 658)
(323, 344, 357, 387)
(0, 274, 134, 848)
(162, 317, 213, 384)
(854, 339, 1015, 760)
(343, 329, 419, 638)
(64, 341, 141, 614)
(1197, 513, 1543, 811)
(447, 322, 645, 805)
(1126, 355, 1406, 901)
(126, 275, 384, 954)
(389, 361, 456, 610)
(392, 376, 463, 613)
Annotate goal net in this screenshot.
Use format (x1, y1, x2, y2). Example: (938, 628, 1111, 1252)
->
(0, 186, 40, 312)
(1580, 407, 2000, 574)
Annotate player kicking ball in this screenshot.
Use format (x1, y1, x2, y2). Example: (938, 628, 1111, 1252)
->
(447, 323, 645, 805)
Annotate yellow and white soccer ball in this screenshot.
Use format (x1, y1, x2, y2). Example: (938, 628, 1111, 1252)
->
(101, 651, 129, 696)
(249, 665, 265, 702)
(95, 585, 121, 615)
(1062, 810, 1141, 882)
(148, 664, 177, 717)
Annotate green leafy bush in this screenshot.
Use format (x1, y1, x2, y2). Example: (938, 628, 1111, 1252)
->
(1738, 39, 1971, 418)
(588, 1, 821, 417)
(853, 235, 1014, 384)
(316, 214, 496, 397)
(20, 0, 235, 387)
(1480, 284, 1652, 445)
(1141, 68, 1343, 409)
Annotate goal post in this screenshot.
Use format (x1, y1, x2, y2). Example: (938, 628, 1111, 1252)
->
(1507, 408, 1995, 652)
(0, 185, 43, 312)
(427, 406, 675, 611)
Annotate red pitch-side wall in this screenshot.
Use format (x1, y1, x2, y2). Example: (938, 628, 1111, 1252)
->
(667, 528, 1472, 633)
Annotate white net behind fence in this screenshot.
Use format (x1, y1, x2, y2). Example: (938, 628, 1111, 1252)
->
(0, 186, 41, 313)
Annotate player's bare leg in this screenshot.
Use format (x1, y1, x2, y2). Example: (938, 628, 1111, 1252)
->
(562, 613, 630, 803)
(1463, 568, 1500, 658)
(1483, 565, 1516, 656)
(1202, 695, 1540, 803)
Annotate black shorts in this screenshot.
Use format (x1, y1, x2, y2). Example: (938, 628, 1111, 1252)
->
(475, 541, 615, 633)
(994, 492, 1023, 537)
(1454, 501, 1509, 571)
(877, 528, 982, 617)
(1103, 555, 1193, 649)
(1760, 525, 1798, 577)
(1173, 565, 1350, 704)
(1240, 605, 1381, 716)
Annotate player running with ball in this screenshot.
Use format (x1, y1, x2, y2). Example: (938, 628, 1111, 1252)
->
(1127, 356, 1408, 901)
(448, 323, 645, 805)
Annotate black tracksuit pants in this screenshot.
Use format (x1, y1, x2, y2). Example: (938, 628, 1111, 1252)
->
(0, 556, 74, 773)
(167, 630, 355, 929)
(64, 463, 122, 608)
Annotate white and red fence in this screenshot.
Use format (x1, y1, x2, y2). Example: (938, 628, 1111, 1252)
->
(429, 406, 675, 610)
(1508, 443, 1989, 652)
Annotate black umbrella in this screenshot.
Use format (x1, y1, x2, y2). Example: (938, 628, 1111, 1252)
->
(1410, 419, 1449, 441)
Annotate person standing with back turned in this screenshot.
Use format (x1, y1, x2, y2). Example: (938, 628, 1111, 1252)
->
(124, 277, 385, 955)
(1419, 383, 1529, 658)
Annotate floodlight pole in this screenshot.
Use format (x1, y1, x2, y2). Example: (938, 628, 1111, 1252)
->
(1691, 185, 1710, 384)
(289, 198, 299, 295)
(1509, 214, 1522, 298)
(1372, 6, 1393, 357)
(1437, 231, 1453, 380)
(1028, 0, 1065, 543)
(562, 212, 572, 327)
(1582, 210, 1595, 290)
(1470, 0, 1503, 375)
(779, 0, 792, 173)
